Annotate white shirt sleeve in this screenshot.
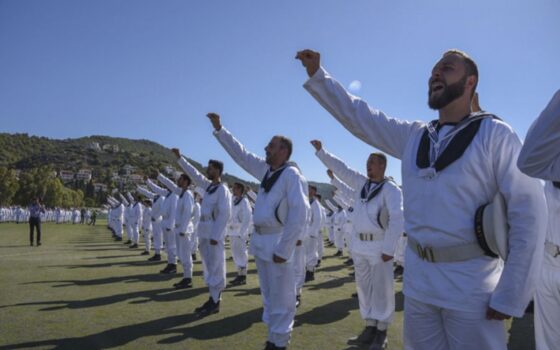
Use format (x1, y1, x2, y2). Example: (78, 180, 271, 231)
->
(517, 89, 560, 181)
(213, 127, 269, 181)
(157, 173, 180, 195)
(147, 179, 169, 197)
(316, 148, 367, 190)
(177, 156, 211, 188)
(136, 186, 155, 200)
(489, 122, 548, 317)
(381, 183, 405, 256)
(330, 175, 357, 201)
(273, 169, 309, 260)
(304, 67, 421, 159)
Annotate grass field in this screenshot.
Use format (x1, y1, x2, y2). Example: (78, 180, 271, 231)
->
(0, 221, 535, 350)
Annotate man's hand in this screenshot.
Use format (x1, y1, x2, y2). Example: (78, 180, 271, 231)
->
(296, 49, 321, 77)
(486, 307, 511, 321)
(273, 254, 287, 263)
(310, 139, 322, 152)
(171, 148, 181, 159)
(210, 239, 218, 246)
(207, 113, 222, 131)
(471, 92, 482, 112)
(381, 254, 393, 262)
(326, 169, 334, 180)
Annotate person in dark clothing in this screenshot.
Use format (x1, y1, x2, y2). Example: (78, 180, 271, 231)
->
(28, 198, 45, 247)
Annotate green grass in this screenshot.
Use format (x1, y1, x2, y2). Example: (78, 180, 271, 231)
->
(0, 221, 534, 349)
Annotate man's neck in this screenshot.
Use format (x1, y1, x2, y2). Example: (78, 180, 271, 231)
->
(369, 174, 385, 183)
(437, 98, 472, 125)
(270, 161, 287, 172)
(211, 177, 221, 185)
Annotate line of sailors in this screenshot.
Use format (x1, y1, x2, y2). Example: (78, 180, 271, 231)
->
(0, 207, 83, 224)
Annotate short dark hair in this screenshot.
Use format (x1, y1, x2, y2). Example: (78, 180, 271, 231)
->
(234, 182, 245, 194)
(309, 185, 317, 192)
(274, 135, 293, 159)
(443, 49, 479, 96)
(369, 152, 387, 167)
(179, 173, 192, 186)
(316, 194, 322, 200)
(208, 160, 224, 175)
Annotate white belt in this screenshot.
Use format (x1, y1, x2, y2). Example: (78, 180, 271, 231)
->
(254, 225, 282, 235)
(545, 241, 560, 258)
(408, 236, 486, 263)
(357, 232, 384, 241)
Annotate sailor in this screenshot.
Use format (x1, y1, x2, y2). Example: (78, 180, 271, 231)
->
(172, 148, 232, 317)
(207, 113, 308, 350)
(158, 175, 179, 274)
(146, 178, 168, 261)
(298, 49, 547, 350)
(139, 198, 152, 255)
(158, 172, 196, 289)
(227, 182, 252, 286)
(312, 140, 403, 349)
(119, 194, 132, 244)
(127, 192, 143, 249)
(518, 90, 560, 181)
(304, 185, 322, 282)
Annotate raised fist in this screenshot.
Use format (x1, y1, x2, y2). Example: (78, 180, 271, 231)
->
(326, 169, 334, 179)
(206, 113, 222, 131)
(296, 49, 321, 77)
(310, 139, 322, 152)
(171, 148, 181, 159)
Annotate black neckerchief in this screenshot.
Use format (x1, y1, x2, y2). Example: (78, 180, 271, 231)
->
(154, 195, 160, 202)
(234, 196, 243, 206)
(309, 198, 315, 205)
(348, 207, 354, 212)
(261, 164, 288, 193)
(360, 178, 387, 203)
(553, 182, 560, 189)
(416, 112, 498, 173)
(179, 189, 186, 198)
(206, 183, 220, 195)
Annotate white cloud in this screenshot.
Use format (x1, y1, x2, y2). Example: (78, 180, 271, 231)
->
(348, 80, 362, 92)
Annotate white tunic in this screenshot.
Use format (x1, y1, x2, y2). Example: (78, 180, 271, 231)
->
(228, 196, 252, 237)
(213, 127, 309, 261)
(517, 89, 560, 181)
(304, 66, 547, 317)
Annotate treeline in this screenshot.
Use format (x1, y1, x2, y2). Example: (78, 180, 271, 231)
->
(0, 167, 86, 208)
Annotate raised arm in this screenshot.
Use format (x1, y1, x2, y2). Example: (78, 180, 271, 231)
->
(297, 50, 420, 159)
(147, 178, 168, 197)
(517, 89, 560, 181)
(173, 151, 211, 188)
(328, 168, 357, 200)
(157, 173, 180, 195)
(311, 140, 366, 190)
(136, 185, 155, 200)
(208, 113, 268, 180)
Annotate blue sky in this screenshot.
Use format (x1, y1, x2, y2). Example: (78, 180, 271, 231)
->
(1, 0, 559, 184)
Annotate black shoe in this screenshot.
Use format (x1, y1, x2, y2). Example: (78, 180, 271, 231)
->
(36, 242, 41, 246)
(30, 242, 33, 247)
(305, 270, 315, 282)
(160, 264, 177, 274)
(140, 251, 150, 255)
(195, 297, 213, 313)
(344, 258, 354, 266)
(334, 250, 343, 257)
(326, 242, 335, 247)
(349, 271, 355, 277)
(348, 326, 377, 345)
(191, 253, 197, 261)
(148, 254, 161, 261)
(196, 297, 220, 317)
(129, 243, 138, 249)
(295, 295, 301, 308)
(124, 240, 132, 245)
(115, 237, 123, 241)
(351, 292, 358, 298)
(173, 278, 193, 289)
(315, 259, 321, 268)
(393, 265, 404, 278)
(368, 329, 387, 350)
(229, 275, 247, 286)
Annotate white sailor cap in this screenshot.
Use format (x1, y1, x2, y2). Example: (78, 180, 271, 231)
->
(475, 192, 509, 260)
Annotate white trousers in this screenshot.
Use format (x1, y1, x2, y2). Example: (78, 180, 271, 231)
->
(190, 233, 199, 253)
(152, 221, 163, 254)
(344, 230, 353, 258)
(334, 227, 345, 252)
(328, 226, 334, 242)
(354, 253, 394, 326)
(199, 238, 226, 303)
(126, 224, 133, 240)
(304, 236, 318, 272)
(255, 255, 296, 348)
(318, 229, 324, 259)
(163, 229, 177, 264)
(176, 231, 193, 279)
(230, 235, 248, 274)
(132, 224, 140, 244)
(404, 296, 507, 350)
(142, 228, 152, 252)
(294, 244, 306, 295)
(535, 263, 560, 350)
(115, 221, 123, 237)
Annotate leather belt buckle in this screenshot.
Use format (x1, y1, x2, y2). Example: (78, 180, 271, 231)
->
(416, 245, 435, 262)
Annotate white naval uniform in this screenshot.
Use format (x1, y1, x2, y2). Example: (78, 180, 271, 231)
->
(535, 182, 560, 350)
(190, 201, 201, 255)
(295, 196, 311, 297)
(214, 127, 308, 348)
(305, 198, 322, 272)
(146, 179, 168, 256)
(160, 186, 178, 265)
(113, 204, 124, 238)
(228, 195, 252, 275)
(130, 201, 143, 244)
(332, 177, 356, 257)
(317, 148, 404, 329)
(518, 89, 560, 181)
(333, 208, 347, 253)
(305, 67, 547, 350)
(141, 206, 153, 252)
(177, 157, 232, 303)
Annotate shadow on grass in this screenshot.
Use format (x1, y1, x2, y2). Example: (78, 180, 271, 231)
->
(0, 307, 263, 349)
(0, 286, 207, 311)
(307, 275, 354, 291)
(20, 272, 184, 287)
(295, 297, 358, 326)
